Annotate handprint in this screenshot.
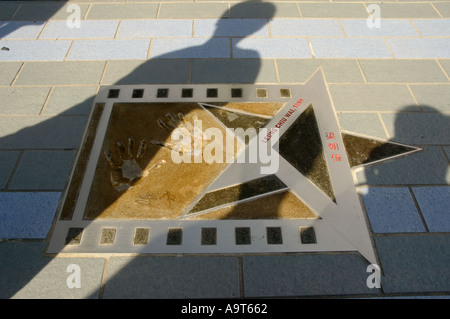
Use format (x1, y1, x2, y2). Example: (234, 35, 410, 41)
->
(104, 137, 165, 191)
(151, 112, 203, 155)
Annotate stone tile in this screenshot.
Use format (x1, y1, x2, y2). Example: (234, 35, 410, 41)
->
(329, 84, 417, 112)
(412, 186, 450, 232)
(102, 60, 191, 85)
(310, 38, 392, 58)
(40, 20, 120, 39)
(270, 19, 344, 37)
(381, 112, 450, 145)
(375, 3, 440, 18)
(337, 113, 388, 139)
(102, 256, 239, 298)
(434, 2, 450, 18)
(356, 147, 450, 185)
(87, 3, 158, 19)
(0, 21, 45, 39)
(242, 254, 376, 297)
(0, 151, 20, 189)
(44, 86, 97, 115)
(277, 59, 364, 83)
(443, 146, 450, 160)
(359, 60, 449, 83)
(159, 3, 228, 19)
(230, 3, 299, 18)
(0, 192, 60, 238)
(299, 3, 368, 18)
(361, 187, 425, 233)
(0, 2, 20, 20)
(412, 19, 450, 37)
(9, 150, 76, 190)
(439, 60, 450, 78)
(0, 241, 105, 298)
(387, 38, 450, 59)
(0, 40, 71, 61)
(118, 20, 193, 38)
(67, 39, 150, 61)
(0, 62, 22, 85)
(12, 2, 89, 21)
(195, 19, 269, 37)
(341, 19, 419, 37)
(150, 38, 230, 59)
(233, 38, 311, 58)
(0, 87, 50, 115)
(409, 85, 450, 113)
(0, 116, 87, 149)
(14, 61, 106, 85)
(375, 235, 450, 293)
(191, 59, 277, 84)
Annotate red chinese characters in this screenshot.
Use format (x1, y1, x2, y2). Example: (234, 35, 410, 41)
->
(326, 132, 342, 163)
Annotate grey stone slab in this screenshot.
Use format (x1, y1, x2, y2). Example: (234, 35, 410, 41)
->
(0, 241, 105, 299)
(87, 3, 158, 19)
(356, 147, 450, 185)
(375, 235, 450, 293)
(337, 113, 388, 139)
(298, 3, 368, 18)
(359, 60, 449, 83)
(0, 62, 22, 86)
(14, 61, 106, 86)
(102, 256, 239, 298)
(361, 187, 426, 233)
(0, 150, 20, 189)
(9, 150, 76, 190)
(0, 87, 50, 115)
(191, 59, 277, 84)
(412, 186, 450, 232)
(444, 146, 450, 160)
(434, 2, 450, 17)
(409, 85, 450, 113)
(242, 254, 377, 297)
(44, 86, 97, 115)
(0, 115, 87, 149)
(375, 3, 440, 18)
(102, 60, 191, 85)
(0, 192, 60, 238)
(230, 2, 299, 18)
(13, 3, 90, 21)
(439, 60, 450, 78)
(0, 1, 20, 20)
(329, 84, 417, 112)
(159, 3, 228, 19)
(277, 59, 364, 83)
(381, 111, 450, 145)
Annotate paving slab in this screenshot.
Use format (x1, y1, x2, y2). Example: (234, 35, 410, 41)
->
(118, 20, 193, 38)
(158, 3, 228, 19)
(230, 2, 297, 18)
(0, 21, 45, 40)
(375, 235, 450, 294)
(270, 19, 344, 37)
(14, 61, 106, 85)
(0, 241, 105, 299)
(0, 2, 20, 20)
(12, 2, 89, 21)
(242, 254, 377, 297)
(191, 59, 277, 83)
(0, 40, 71, 61)
(276, 59, 364, 83)
(298, 3, 368, 18)
(102, 256, 240, 298)
(310, 38, 392, 58)
(337, 113, 388, 139)
(356, 147, 450, 185)
(102, 59, 191, 84)
(358, 60, 449, 83)
(341, 19, 419, 37)
(0, 62, 21, 86)
(0, 192, 60, 238)
(150, 38, 230, 59)
(361, 187, 426, 233)
(195, 19, 269, 37)
(0, 115, 87, 149)
(0, 150, 20, 189)
(0, 87, 50, 115)
(40, 20, 120, 39)
(412, 19, 450, 37)
(409, 85, 450, 113)
(67, 39, 150, 61)
(329, 84, 417, 112)
(434, 2, 450, 17)
(86, 3, 158, 19)
(233, 38, 311, 58)
(376, 3, 441, 18)
(44, 86, 98, 115)
(387, 38, 450, 59)
(412, 186, 450, 232)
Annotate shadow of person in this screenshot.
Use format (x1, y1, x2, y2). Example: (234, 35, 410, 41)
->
(0, 1, 277, 298)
